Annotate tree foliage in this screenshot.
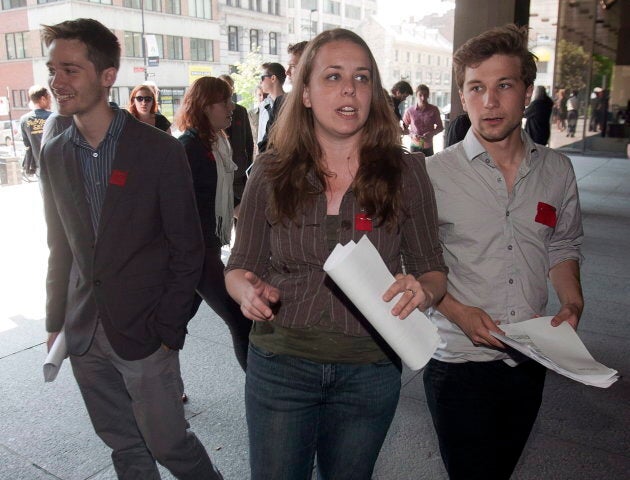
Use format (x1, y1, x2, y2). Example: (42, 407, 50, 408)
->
(231, 48, 263, 110)
(556, 39, 589, 91)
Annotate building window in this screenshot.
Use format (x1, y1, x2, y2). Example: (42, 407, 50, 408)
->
(250, 29, 260, 52)
(301, 0, 316, 10)
(228, 26, 239, 52)
(394, 50, 398, 61)
(406, 52, 410, 63)
(164, 35, 183, 60)
(324, 0, 340, 15)
(144, 0, 162, 12)
(417, 53, 421, 63)
(11, 89, 28, 108)
(164, 0, 180, 14)
(436, 56, 440, 66)
(269, 32, 277, 55)
(86, 0, 113, 3)
(190, 38, 214, 61)
(37, 0, 62, 3)
(288, 21, 294, 34)
(288, 0, 293, 6)
(190, 0, 211, 19)
(124, 31, 143, 58)
(2, 0, 26, 8)
(427, 54, 432, 66)
(226, 0, 241, 6)
(5, 32, 27, 59)
(345, 4, 360, 19)
(123, 0, 141, 8)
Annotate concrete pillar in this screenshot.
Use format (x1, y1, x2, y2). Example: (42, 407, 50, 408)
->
(449, 0, 531, 117)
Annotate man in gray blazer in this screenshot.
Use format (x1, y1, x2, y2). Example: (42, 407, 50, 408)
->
(40, 18, 223, 480)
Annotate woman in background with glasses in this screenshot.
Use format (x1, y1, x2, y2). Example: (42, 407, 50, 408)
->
(176, 76, 252, 371)
(128, 84, 171, 134)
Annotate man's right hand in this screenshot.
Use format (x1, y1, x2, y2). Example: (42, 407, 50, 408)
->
(437, 293, 505, 349)
(47, 331, 60, 352)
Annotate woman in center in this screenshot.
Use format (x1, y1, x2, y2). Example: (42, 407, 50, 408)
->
(226, 29, 447, 480)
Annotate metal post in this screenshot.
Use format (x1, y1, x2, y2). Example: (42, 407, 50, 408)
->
(310, 9, 317, 40)
(141, 0, 148, 81)
(5, 87, 16, 157)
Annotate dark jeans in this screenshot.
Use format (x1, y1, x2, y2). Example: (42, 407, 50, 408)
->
(195, 245, 252, 370)
(423, 358, 546, 480)
(246, 343, 401, 480)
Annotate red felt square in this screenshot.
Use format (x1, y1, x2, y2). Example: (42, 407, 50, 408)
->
(535, 201, 557, 228)
(109, 169, 128, 187)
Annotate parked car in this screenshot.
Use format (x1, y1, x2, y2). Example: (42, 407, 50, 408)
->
(0, 120, 22, 145)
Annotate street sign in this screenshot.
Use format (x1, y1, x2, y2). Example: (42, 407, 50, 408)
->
(133, 66, 145, 73)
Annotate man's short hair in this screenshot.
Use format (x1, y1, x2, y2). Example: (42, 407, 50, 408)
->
(28, 85, 49, 103)
(41, 18, 121, 73)
(218, 74, 235, 89)
(416, 84, 430, 96)
(391, 80, 413, 96)
(262, 62, 287, 85)
(288, 41, 308, 56)
(453, 24, 536, 90)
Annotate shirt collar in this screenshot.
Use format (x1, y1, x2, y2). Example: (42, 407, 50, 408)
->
(70, 106, 126, 148)
(462, 127, 540, 170)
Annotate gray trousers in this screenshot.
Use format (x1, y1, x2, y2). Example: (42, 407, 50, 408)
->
(70, 322, 223, 480)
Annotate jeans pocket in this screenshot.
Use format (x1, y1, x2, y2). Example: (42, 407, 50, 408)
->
(248, 342, 277, 359)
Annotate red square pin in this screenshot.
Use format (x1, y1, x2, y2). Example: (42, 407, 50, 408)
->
(109, 169, 128, 187)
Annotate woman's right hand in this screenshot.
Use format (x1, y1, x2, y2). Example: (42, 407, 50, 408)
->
(227, 270, 280, 322)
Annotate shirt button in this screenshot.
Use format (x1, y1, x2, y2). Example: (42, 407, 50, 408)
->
(510, 310, 515, 316)
(497, 177, 502, 183)
(507, 245, 513, 250)
(92, 152, 98, 158)
(484, 158, 490, 164)
(506, 211, 510, 217)
(509, 278, 514, 284)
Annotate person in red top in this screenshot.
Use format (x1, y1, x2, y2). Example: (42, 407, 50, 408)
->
(403, 84, 444, 156)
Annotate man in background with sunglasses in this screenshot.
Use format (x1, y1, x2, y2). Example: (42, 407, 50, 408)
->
(257, 62, 286, 153)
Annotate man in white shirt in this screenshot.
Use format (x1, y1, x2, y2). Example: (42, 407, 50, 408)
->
(424, 24, 584, 480)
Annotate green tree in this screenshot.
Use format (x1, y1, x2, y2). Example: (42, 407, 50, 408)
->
(556, 39, 589, 91)
(231, 49, 263, 110)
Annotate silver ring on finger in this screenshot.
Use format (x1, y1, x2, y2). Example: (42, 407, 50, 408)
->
(405, 288, 416, 297)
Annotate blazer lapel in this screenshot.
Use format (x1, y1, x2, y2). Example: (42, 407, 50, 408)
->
(62, 138, 95, 241)
(97, 121, 139, 237)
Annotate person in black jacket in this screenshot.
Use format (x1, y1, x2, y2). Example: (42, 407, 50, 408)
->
(177, 77, 252, 371)
(524, 85, 553, 145)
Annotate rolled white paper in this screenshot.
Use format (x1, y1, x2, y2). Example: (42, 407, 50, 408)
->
(323, 236, 440, 370)
(43, 330, 67, 382)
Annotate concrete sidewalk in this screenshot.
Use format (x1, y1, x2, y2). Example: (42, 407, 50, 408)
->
(0, 154, 628, 480)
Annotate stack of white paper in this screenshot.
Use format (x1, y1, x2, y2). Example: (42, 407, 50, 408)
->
(323, 236, 440, 371)
(491, 317, 619, 388)
(43, 330, 67, 382)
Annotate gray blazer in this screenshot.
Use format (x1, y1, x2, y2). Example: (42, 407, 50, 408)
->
(40, 112, 204, 361)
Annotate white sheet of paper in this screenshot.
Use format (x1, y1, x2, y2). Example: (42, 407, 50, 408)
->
(323, 235, 440, 370)
(43, 329, 67, 382)
(491, 317, 618, 388)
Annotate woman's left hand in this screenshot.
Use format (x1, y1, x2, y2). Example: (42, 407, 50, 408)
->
(382, 273, 432, 319)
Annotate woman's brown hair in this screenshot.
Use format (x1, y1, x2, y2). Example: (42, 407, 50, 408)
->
(265, 28, 403, 229)
(176, 76, 232, 147)
(127, 85, 157, 118)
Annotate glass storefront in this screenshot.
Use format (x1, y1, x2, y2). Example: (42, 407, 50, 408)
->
(530, 0, 629, 156)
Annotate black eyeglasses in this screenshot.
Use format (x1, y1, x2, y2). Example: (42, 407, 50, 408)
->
(260, 74, 272, 81)
(134, 96, 154, 103)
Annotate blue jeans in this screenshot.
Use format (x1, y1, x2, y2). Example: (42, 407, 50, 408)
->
(423, 358, 546, 480)
(246, 343, 401, 480)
